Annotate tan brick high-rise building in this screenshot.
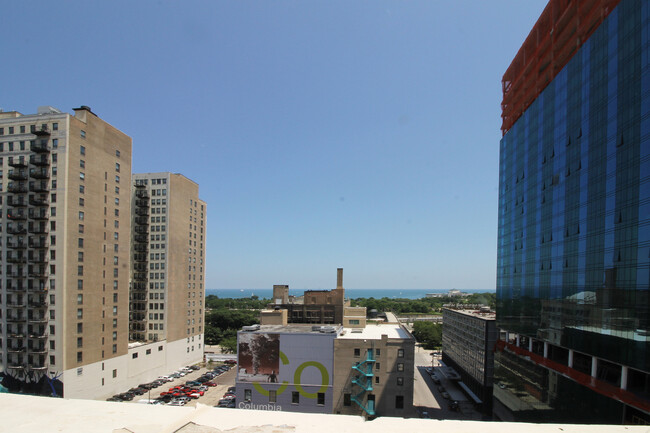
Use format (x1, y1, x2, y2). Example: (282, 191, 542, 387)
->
(130, 173, 206, 368)
(0, 106, 132, 398)
(0, 107, 207, 400)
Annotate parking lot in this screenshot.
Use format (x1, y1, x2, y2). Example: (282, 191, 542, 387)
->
(112, 363, 237, 408)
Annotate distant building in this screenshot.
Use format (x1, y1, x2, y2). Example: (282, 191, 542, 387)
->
(237, 269, 415, 418)
(442, 308, 497, 414)
(269, 268, 347, 324)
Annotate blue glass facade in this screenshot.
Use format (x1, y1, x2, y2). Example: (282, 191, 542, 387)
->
(496, 1, 650, 423)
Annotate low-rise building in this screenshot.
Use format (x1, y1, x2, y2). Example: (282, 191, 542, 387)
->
(441, 307, 497, 414)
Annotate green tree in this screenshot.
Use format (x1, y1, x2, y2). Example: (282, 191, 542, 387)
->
(412, 321, 442, 349)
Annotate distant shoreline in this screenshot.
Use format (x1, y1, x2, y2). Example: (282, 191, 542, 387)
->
(206, 288, 494, 300)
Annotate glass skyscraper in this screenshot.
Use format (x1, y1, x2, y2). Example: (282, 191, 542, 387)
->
(495, 0, 650, 424)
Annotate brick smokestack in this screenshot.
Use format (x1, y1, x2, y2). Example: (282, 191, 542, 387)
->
(336, 268, 343, 290)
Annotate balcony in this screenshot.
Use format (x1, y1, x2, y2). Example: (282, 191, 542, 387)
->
(8, 170, 28, 181)
(29, 210, 49, 220)
(135, 191, 150, 199)
(6, 364, 25, 371)
(29, 155, 50, 166)
(6, 254, 27, 263)
(135, 216, 148, 225)
(7, 347, 26, 354)
(28, 268, 48, 279)
(7, 316, 26, 323)
(7, 226, 27, 235)
(135, 208, 149, 216)
(8, 332, 25, 339)
(8, 184, 28, 194)
(28, 239, 48, 249)
(7, 241, 27, 249)
(30, 142, 49, 152)
(133, 272, 147, 281)
(29, 168, 49, 179)
(28, 254, 47, 264)
(6, 284, 26, 292)
(28, 347, 48, 355)
(28, 301, 47, 309)
(29, 196, 48, 206)
(7, 300, 26, 308)
(134, 226, 149, 234)
(32, 127, 50, 137)
(28, 332, 48, 339)
(29, 224, 48, 234)
(7, 212, 27, 221)
(29, 182, 49, 193)
(7, 198, 28, 207)
(135, 199, 150, 208)
(28, 316, 48, 324)
(8, 159, 28, 168)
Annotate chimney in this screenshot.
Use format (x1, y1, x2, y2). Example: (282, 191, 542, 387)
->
(337, 268, 343, 290)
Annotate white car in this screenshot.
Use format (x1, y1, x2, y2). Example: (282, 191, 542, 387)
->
(168, 400, 185, 406)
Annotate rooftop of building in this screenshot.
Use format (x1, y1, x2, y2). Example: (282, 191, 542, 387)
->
(443, 307, 495, 321)
(1, 393, 643, 433)
(338, 322, 411, 340)
(243, 324, 342, 335)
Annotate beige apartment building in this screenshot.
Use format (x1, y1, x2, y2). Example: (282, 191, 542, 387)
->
(0, 107, 207, 400)
(129, 173, 206, 369)
(0, 106, 132, 397)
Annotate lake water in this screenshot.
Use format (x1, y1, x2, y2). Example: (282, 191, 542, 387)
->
(206, 288, 494, 300)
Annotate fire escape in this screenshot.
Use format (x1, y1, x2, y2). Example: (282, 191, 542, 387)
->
(5, 129, 51, 379)
(129, 184, 150, 342)
(350, 347, 376, 416)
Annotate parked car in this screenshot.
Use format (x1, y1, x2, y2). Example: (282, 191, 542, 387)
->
(168, 400, 185, 406)
(218, 398, 235, 407)
(204, 382, 217, 387)
(222, 393, 235, 400)
(437, 385, 445, 393)
(441, 392, 450, 399)
(449, 400, 460, 411)
(227, 386, 236, 393)
(431, 375, 440, 384)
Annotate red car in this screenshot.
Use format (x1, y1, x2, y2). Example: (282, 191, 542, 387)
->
(204, 382, 217, 387)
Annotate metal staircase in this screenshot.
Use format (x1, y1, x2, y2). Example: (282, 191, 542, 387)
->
(350, 347, 375, 416)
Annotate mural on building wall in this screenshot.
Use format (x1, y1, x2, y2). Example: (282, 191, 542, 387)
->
(238, 333, 280, 382)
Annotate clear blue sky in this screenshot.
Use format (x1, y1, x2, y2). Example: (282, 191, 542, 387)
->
(2, 1, 547, 291)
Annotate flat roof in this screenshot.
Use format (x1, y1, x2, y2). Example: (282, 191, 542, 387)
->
(444, 308, 495, 321)
(0, 394, 643, 433)
(243, 324, 342, 335)
(338, 323, 411, 340)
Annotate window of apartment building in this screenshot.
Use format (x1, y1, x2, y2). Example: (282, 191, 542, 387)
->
(8, 127, 13, 134)
(397, 377, 404, 386)
(375, 363, 380, 371)
(79, 197, 84, 207)
(132, 353, 138, 359)
(77, 266, 83, 276)
(344, 393, 351, 406)
(291, 391, 299, 404)
(375, 376, 380, 384)
(49, 340, 55, 350)
(269, 390, 277, 403)
(112, 369, 117, 378)
(53, 123, 58, 131)
(52, 139, 58, 148)
(77, 337, 83, 348)
(116, 150, 120, 157)
(80, 160, 85, 169)
(354, 348, 360, 357)
(115, 162, 120, 172)
(78, 238, 84, 248)
(77, 294, 83, 305)
(244, 389, 252, 403)
(78, 211, 84, 221)
(397, 363, 404, 372)
(49, 310, 55, 319)
(77, 279, 83, 290)
(77, 352, 82, 362)
(146, 349, 151, 355)
(77, 323, 83, 333)
(79, 172, 85, 180)
(77, 309, 83, 319)
(317, 393, 325, 406)
(80, 132, 86, 140)
(112, 344, 117, 354)
(398, 349, 404, 357)
(79, 185, 84, 194)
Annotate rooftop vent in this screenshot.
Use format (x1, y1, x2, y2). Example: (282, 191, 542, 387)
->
(319, 326, 336, 333)
(242, 324, 261, 332)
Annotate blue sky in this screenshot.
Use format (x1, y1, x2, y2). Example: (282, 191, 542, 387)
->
(2, 1, 547, 290)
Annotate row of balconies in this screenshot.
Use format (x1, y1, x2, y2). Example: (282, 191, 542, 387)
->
(6, 239, 48, 250)
(6, 224, 48, 235)
(6, 195, 50, 208)
(7, 168, 49, 181)
(135, 199, 149, 208)
(7, 181, 50, 194)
